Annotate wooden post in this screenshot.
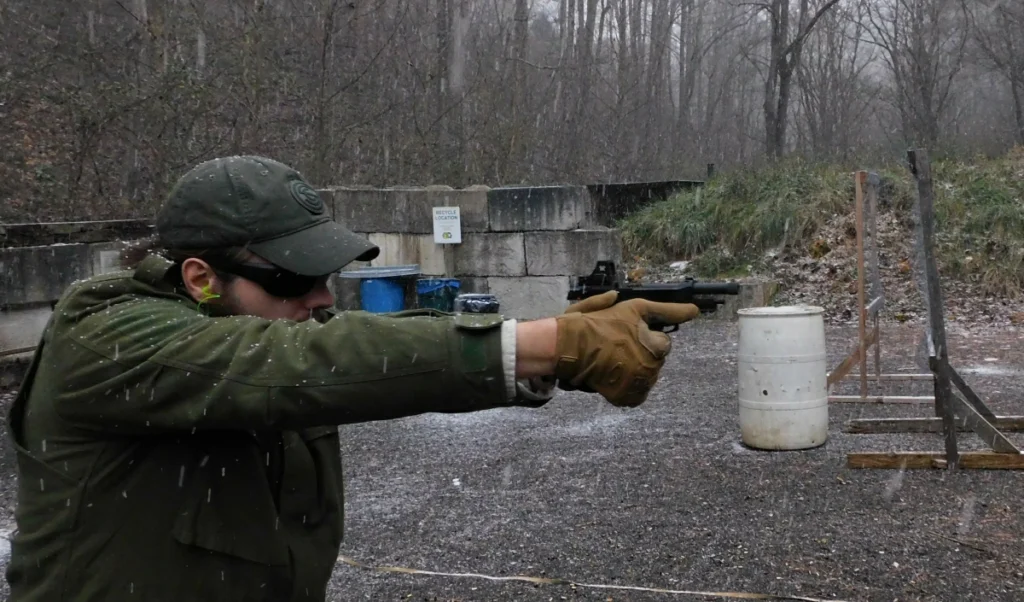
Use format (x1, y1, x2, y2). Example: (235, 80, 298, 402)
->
(842, 159, 1020, 469)
(874, 313, 882, 380)
(855, 171, 868, 398)
(866, 174, 883, 381)
(908, 148, 959, 468)
(826, 171, 934, 406)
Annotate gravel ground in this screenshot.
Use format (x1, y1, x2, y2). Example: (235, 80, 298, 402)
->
(0, 320, 1022, 602)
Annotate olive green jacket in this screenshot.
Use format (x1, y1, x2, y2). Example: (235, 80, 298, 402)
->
(5, 255, 545, 601)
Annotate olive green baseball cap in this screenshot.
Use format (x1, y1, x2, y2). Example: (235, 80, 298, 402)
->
(156, 155, 378, 276)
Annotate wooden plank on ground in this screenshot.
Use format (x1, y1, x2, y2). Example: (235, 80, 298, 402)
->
(848, 451, 1024, 470)
(829, 395, 933, 404)
(841, 373, 933, 382)
(846, 416, 1024, 434)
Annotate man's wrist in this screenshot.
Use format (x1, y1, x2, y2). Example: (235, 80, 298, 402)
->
(501, 319, 518, 398)
(513, 318, 558, 378)
(502, 319, 559, 404)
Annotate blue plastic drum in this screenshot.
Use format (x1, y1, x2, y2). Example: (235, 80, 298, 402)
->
(337, 265, 421, 313)
(360, 278, 406, 312)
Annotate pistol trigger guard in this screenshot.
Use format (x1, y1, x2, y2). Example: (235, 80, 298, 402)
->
(647, 322, 677, 333)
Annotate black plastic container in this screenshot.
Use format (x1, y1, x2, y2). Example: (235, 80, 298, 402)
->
(454, 293, 500, 315)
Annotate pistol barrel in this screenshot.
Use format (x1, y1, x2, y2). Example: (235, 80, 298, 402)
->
(691, 282, 741, 295)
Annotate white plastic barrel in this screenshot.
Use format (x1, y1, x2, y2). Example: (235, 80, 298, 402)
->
(736, 306, 828, 450)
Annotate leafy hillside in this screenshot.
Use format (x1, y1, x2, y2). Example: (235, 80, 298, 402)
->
(619, 150, 1024, 325)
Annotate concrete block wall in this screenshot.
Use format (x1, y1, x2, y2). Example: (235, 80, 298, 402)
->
(0, 181, 777, 365)
(587, 180, 704, 226)
(325, 184, 619, 320)
(1, 241, 133, 366)
(1, 241, 133, 307)
(0, 185, 616, 356)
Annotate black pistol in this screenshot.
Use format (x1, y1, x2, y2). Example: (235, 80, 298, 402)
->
(566, 261, 741, 332)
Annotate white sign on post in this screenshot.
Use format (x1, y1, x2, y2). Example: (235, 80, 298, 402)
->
(432, 206, 462, 244)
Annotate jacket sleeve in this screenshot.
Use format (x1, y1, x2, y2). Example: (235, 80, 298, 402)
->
(47, 291, 531, 435)
(319, 306, 557, 405)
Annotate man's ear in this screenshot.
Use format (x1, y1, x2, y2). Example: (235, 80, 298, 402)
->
(180, 258, 221, 304)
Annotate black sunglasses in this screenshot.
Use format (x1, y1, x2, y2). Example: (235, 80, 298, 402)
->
(207, 259, 325, 298)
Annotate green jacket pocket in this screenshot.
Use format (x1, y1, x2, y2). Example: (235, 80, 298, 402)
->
(171, 443, 291, 567)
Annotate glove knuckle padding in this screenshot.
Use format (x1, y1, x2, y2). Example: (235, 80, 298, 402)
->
(637, 323, 671, 358)
(554, 302, 678, 407)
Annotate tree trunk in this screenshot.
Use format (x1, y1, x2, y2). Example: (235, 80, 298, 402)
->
(1012, 77, 1024, 146)
(614, 0, 629, 175)
(511, 0, 529, 119)
(772, 63, 796, 159)
(763, 0, 788, 160)
(436, 0, 450, 107)
(763, 0, 841, 159)
(565, 0, 597, 180)
(449, 0, 469, 182)
(312, 0, 337, 185)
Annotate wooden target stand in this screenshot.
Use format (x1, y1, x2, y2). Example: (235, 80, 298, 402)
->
(839, 151, 1024, 470)
(826, 170, 935, 406)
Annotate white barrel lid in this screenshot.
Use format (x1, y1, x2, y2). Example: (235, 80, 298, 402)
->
(737, 305, 824, 316)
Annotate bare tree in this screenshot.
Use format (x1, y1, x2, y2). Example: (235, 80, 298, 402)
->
(967, 1, 1024, 146)
(794, 0, 878, 158)
(757, 0, 843, 159)
(563, 0, 600, 180)
(865, 0, 970, 149)
(0, 0, 1019, 223)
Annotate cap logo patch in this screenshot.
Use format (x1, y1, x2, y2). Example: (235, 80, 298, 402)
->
(290, 180, 325, 214)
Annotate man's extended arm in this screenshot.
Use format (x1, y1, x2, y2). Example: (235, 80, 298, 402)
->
(44, 273, 695, 435)
(47, 288, 525, 434)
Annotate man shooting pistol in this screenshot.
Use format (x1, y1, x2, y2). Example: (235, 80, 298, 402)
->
(567, 260, 741, 332)
(5, 157, 706, 602)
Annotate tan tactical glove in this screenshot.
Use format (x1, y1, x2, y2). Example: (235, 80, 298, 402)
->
(554, 294, 700, 407)
(564, 290, 620, 314)
(551, 290, 620, 394)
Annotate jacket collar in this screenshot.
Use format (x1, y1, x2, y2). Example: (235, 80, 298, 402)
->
(132, 254, 177, 288)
